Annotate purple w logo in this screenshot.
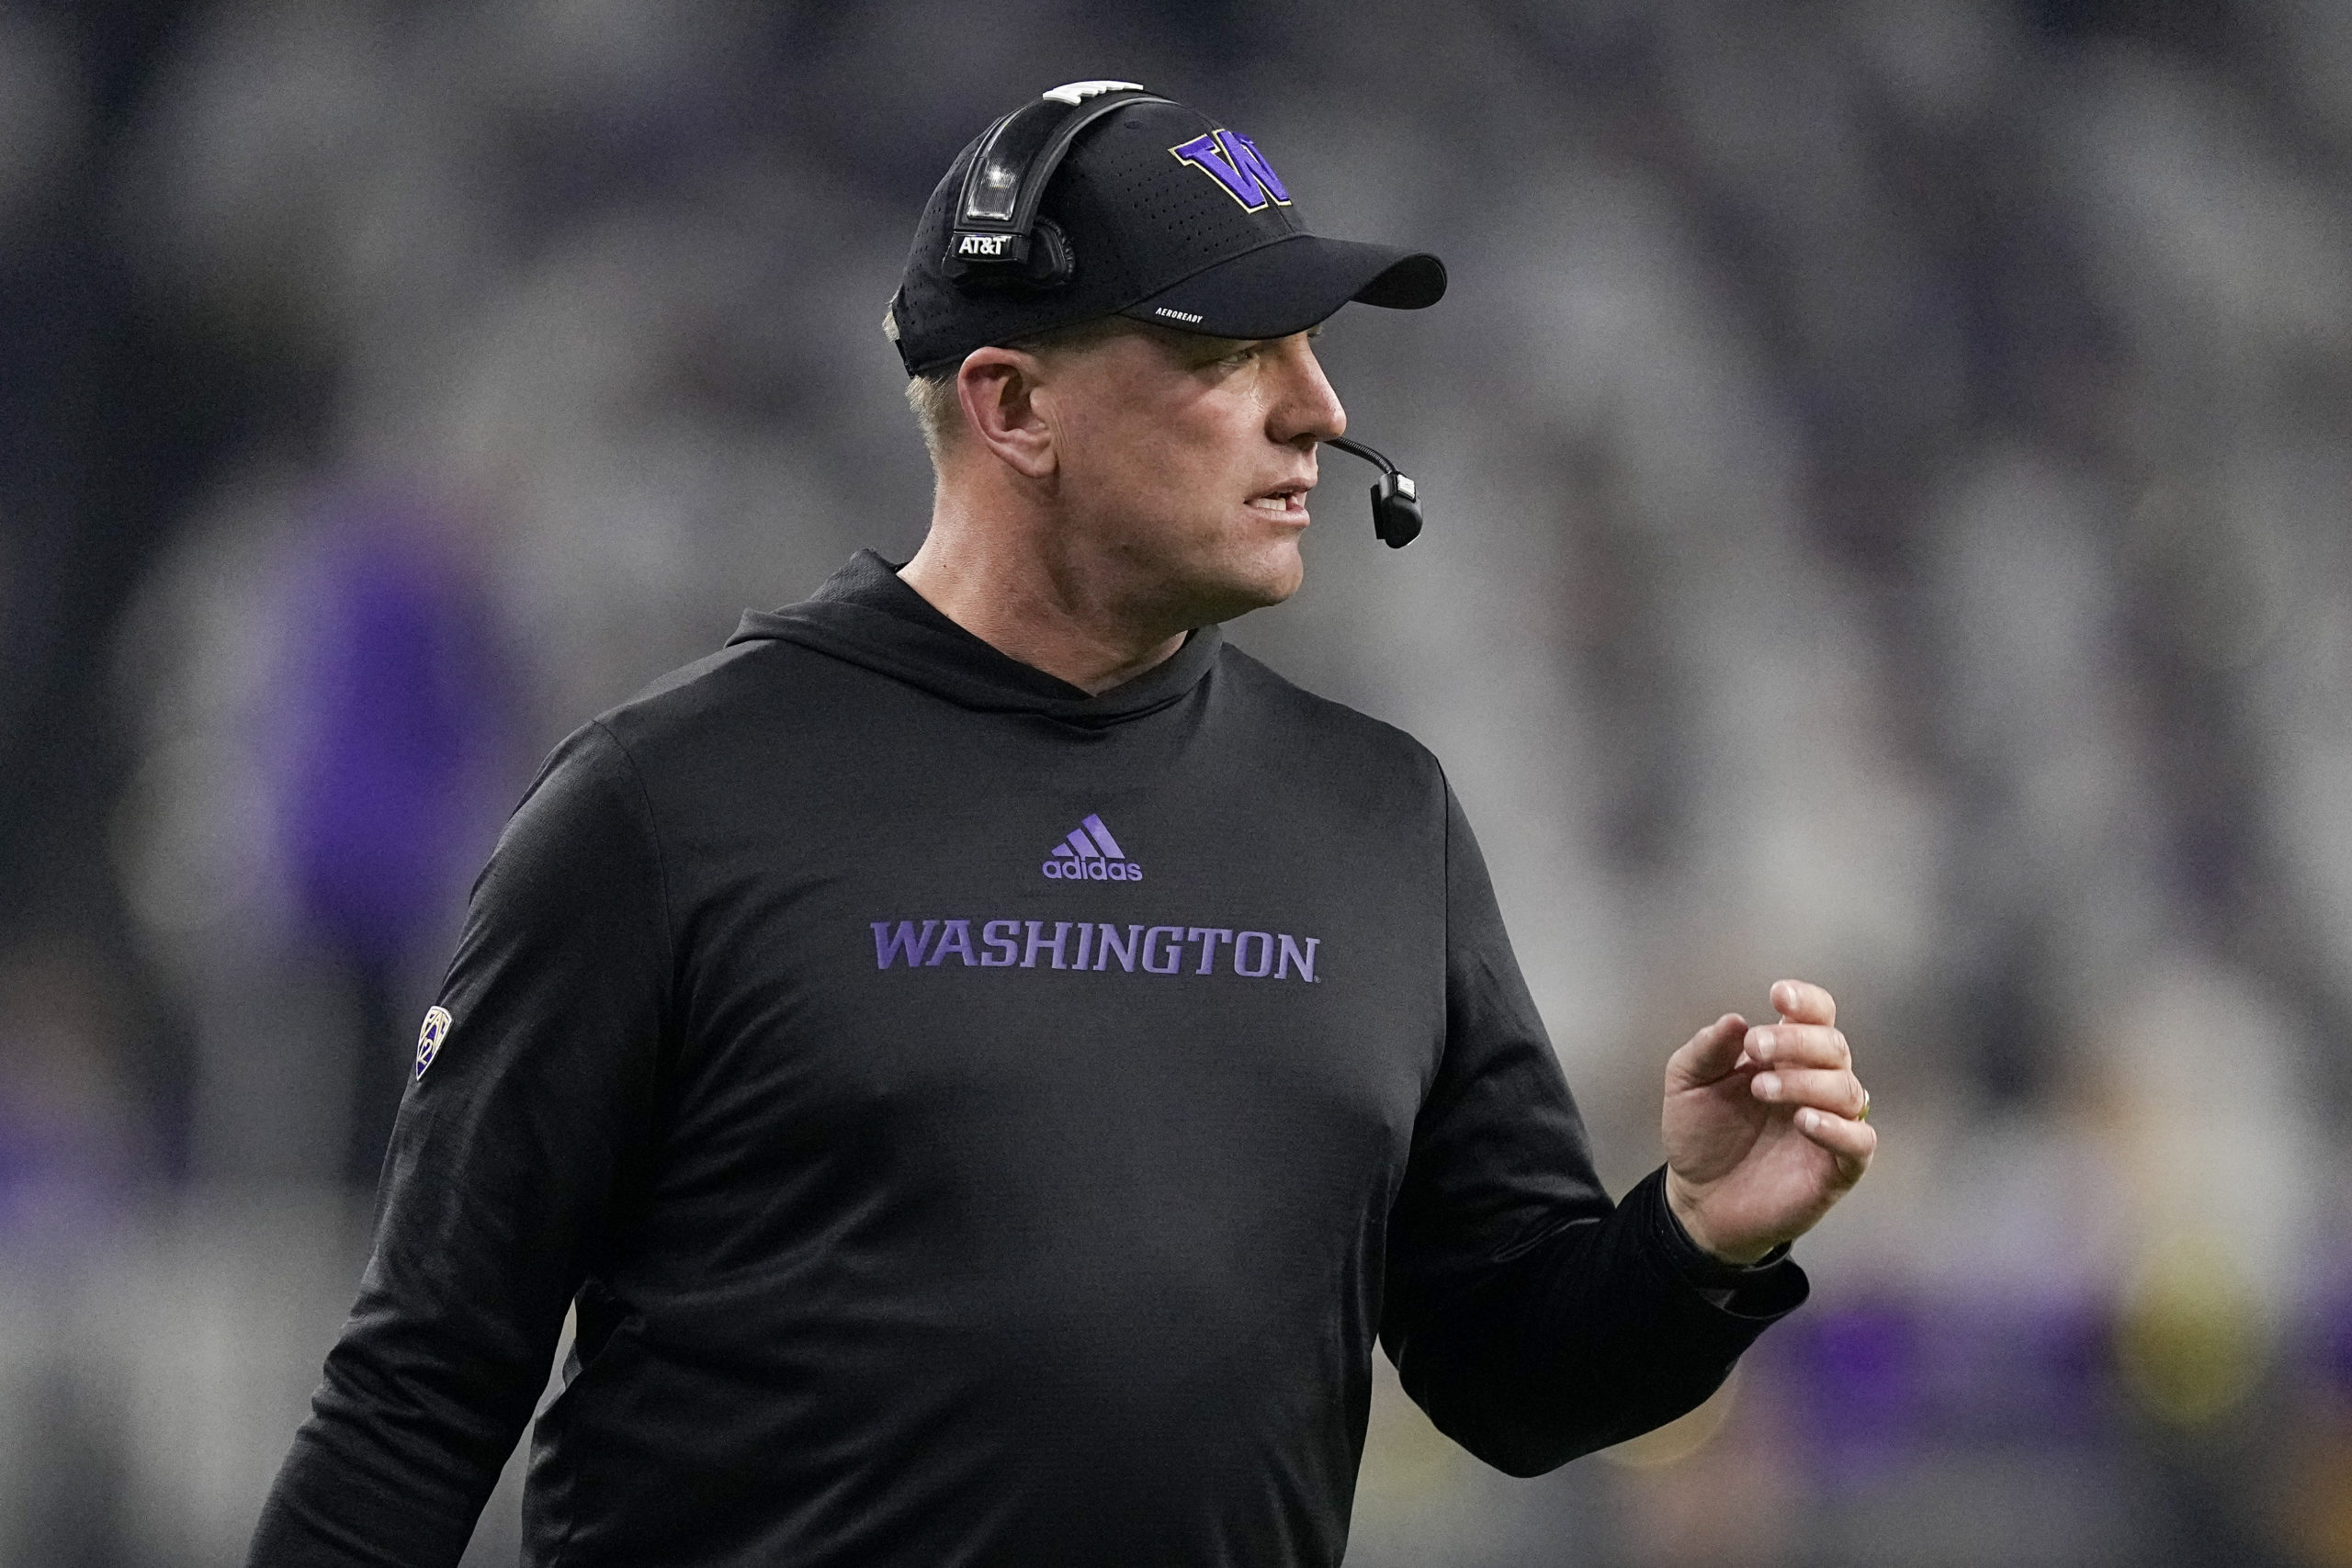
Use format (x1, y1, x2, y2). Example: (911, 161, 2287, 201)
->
(1169, 130, 1291, 213)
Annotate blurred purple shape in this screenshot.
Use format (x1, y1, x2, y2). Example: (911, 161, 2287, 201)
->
(1774, 1290, 2117, 1484)
(274, 489, 513, 966)
(2310, 1278, 2352, 1403)
(1778, 1293, 1925, 1480)
(1917, 1294, 2111, 1444)
(0, 1106, 60, 1227)
(0, 1103, 103, 1237)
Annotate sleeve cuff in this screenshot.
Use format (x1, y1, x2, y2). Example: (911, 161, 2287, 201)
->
(1629, 1166, 1805, 1316)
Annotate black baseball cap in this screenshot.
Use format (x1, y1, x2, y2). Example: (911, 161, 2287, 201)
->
(886, 84, 1446, 376)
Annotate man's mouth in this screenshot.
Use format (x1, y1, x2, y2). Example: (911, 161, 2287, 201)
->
(1246, 483, 1311, 516)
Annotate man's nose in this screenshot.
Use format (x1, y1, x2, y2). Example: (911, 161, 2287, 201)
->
(1266, 335, 1346, 447)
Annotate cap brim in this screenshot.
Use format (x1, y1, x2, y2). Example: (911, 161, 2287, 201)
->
(1119, 233, 1445, 341)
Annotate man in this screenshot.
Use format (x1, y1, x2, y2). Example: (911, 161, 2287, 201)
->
(249, 85, 1872, 1567)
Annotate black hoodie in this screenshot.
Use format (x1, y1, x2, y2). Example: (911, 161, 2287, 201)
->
(248, 552, 1804, 1568)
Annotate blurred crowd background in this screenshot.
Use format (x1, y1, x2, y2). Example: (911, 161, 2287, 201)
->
(4, 0, 2351, 1563)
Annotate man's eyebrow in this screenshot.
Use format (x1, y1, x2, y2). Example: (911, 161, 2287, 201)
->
(1175, 328, 1319, 367)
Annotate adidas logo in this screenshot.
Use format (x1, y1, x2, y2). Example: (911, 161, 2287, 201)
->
(1041, 813, 1143, 882)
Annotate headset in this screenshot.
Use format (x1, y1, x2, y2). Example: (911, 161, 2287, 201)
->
(944, 80, 1428, 550)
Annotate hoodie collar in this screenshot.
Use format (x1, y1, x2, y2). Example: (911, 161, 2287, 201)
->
(726, 550, 1223, 726)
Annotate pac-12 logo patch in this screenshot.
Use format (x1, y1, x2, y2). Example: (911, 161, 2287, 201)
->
(414, 1006, 452, 1081)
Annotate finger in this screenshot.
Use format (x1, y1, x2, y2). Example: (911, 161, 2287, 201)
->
(1771, 978, 1837, 1027)
(1667, 1013, 1750, 1088)
(1751, 1067, 1867, 1119)
(1795, 1104, 1876, 1179)
(1747, 1023, 1849, 1070)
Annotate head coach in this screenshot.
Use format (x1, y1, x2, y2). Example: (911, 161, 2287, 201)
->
(247, 82, 1873, 1568)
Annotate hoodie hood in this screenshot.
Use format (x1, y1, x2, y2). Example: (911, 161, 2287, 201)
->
(727, 550, 1223, 727)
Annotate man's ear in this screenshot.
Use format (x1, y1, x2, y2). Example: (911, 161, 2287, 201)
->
(955, 347, 1057, 480)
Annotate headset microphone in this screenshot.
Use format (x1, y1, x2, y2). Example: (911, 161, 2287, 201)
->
(1323, 436, 1423, 548)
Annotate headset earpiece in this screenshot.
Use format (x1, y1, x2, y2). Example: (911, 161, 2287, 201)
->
(1024, 219, 1074, 288)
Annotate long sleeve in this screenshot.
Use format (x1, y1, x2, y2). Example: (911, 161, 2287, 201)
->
(247, 721, 675, 1567)
(1376, 782, 1806, 1478)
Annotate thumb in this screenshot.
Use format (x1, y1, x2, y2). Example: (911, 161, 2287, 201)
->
(1667, 1013, 1749, 1090)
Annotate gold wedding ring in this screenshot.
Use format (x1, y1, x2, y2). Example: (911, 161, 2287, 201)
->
(1857, 1089, 1871, 1122)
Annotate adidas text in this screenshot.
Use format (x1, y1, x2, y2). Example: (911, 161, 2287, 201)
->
(1044, 858, 1142, 881)
(1044, 811, 1142, 882)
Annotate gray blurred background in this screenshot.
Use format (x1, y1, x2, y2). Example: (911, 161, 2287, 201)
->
(5, 1, 2351, 1563)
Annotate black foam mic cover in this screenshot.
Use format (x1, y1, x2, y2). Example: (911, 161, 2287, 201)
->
(1323, 436, 1423, 548)
(1370, 474, 1422, 548)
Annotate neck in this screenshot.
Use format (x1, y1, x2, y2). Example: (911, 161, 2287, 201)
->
(898, 478, 1188, 696)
